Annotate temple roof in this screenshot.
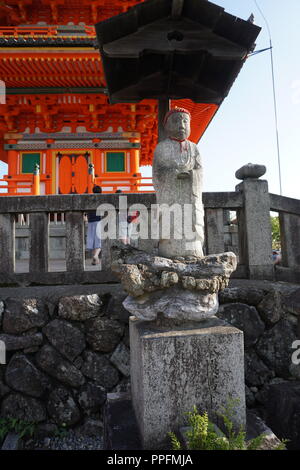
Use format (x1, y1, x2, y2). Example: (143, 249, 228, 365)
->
(0, 0, 261, 167)
(0, 0, 145, 26)
(96, 0, 261, 104)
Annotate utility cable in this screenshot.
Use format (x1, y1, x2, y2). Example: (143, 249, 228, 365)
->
(253, 0, 283, 195)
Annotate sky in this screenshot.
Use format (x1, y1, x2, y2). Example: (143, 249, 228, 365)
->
(0, 0, 299, 200)
(142, 0, 300, 200)
(196, 0, 300, 199)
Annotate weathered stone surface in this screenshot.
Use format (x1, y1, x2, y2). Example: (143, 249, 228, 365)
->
(130, 317, 246, 449)
(73, 356, 84, 370)
(123, 325, 130, 348)
(246, 410, 283, 450)
(219, 287, 265, 307)
(112, 247, 236, 298)
(265, 381, 300, 449)
(23, 346, 40, 354)
(245, 349, 274, 387)
(0, 378, 10, 398)
(112, 246, 237, 322)
(245, 385, 255, 407)
(255, 378, 287, 405)
(106, 291, 132, 324)
(161, 271, 179, 288)
(257, 289, 285, 325)
(0, 300, 4, 324)
(47, 387, 81, 426)
(235, 178, 274, 280)
(235, 163, 266, 180)
(119, 264, 150, 297)
(1, 432, 23, 450)
(81, 351, 119, 390)
(217, 303, 265, 347)
(43, 319, 86, 362)
(289, 362, 300, 380)
(58, 294, 103, 321)
(103, 392, 142, 450)
(75, 382, 106, 411)
(124, 287, 220, 322)
(153, 110, 204, 258)
(284, 288, 300, 315)
(35, 423, 58, 439)
(85, 317, 124, 353)
(110, 343, 130, 377)
(5, 354, 49, 398)
(2, 298, 48, 334)
(256, 320, 297, 378)
(36, 345, 85, 388)
(0, 333, 43, 351)
(78, 418, 103, 437)
(112, 378, 131, 395)
(1, 393, 46, 422)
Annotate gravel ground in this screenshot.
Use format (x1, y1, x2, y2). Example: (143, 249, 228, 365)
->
(24, 431, 103, 451)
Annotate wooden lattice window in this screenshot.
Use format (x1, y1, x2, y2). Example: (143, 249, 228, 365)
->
(21, 153, 40, 174)
(106, 152, 125, 172)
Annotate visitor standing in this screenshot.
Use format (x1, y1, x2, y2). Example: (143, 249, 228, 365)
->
(86, 185, 102, 265)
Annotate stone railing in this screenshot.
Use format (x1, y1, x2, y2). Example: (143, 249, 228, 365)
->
(0, 167, 299, 286)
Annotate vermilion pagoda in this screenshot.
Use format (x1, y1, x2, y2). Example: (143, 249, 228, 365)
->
(0, 0, 258, 195)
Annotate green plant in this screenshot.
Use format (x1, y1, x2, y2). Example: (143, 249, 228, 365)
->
(169, 401, 287, 451)
(54, 424, 68, 438)
(271, 216, 281, 250)
(0, 417, 36, 441)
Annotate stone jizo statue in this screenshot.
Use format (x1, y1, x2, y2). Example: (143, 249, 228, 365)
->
(112, 107, 237, 323)
(153, 107, 204, 258)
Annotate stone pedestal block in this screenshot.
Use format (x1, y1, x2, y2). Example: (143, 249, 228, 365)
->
(130, 316, 246, 449)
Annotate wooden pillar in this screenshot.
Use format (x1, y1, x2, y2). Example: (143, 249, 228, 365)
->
(92, 139, 101, 180)
(29, 212, 49, 273)
(88, 163, 95, 193)
(7, 139, 18, 194)
(130, 139, 140, 174)
(32, 164, 40, 195)
(46, 139, 54, 194)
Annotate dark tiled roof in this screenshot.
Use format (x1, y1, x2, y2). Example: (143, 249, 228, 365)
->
(96, 0, 261, 104)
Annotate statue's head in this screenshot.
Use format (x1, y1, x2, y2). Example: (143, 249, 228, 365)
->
(164, 107, 191, 140)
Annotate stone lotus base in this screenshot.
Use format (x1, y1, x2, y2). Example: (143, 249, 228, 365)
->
(111, 246, 237, 322)
(123, 287, 219, 322)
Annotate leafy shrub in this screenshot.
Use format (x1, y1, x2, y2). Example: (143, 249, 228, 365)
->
(0, 417, 36, 441)
(169, 402, 286, 450)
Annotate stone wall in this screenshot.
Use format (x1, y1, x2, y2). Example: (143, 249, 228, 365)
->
(0, 280, 299, 438)
(217, 280, 300, 411)
(0, 285, 130, 437)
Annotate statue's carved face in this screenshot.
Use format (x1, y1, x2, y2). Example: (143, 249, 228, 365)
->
(165, 112, 191, 140)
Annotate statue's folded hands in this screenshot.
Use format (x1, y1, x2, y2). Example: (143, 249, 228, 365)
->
(177, 171, 191, 180)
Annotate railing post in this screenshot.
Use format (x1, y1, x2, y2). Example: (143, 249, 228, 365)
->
(205, 208, 225, 254)
(65, 211, 85, 272)
(101, 238, 112, 270)
(29, 212, 49, 273)
(0, 213, 15, 273)
(235, 164, 274, 280)
(279, 212, 300, 268)
(88, 163, 95, 193)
